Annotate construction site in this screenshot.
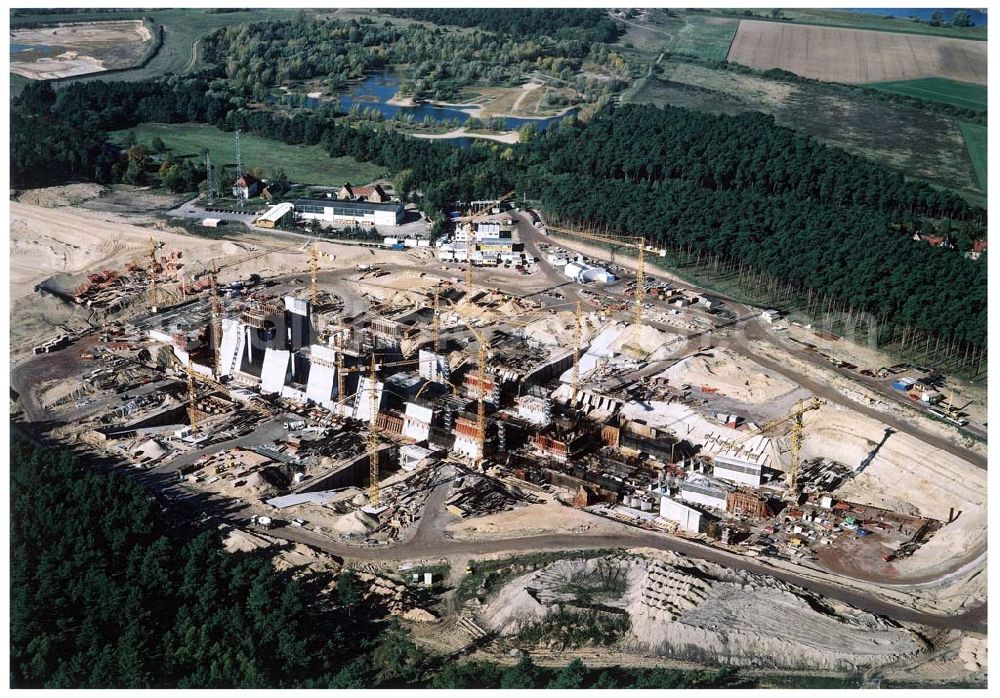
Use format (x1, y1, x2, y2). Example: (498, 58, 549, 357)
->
(9, 184, 987, 683)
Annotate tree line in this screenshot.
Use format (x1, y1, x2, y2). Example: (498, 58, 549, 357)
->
(10, 75, 986, 347)
(379, 8, 622, 43)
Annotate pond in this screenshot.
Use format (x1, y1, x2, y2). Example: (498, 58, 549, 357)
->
(10, 42, 54, 55)
(299, 72, 579, 142)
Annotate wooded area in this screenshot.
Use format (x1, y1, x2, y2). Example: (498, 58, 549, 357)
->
(9, 36, 986, 351)
(203, 14, 620, 102)
(380, 8, 622, 43)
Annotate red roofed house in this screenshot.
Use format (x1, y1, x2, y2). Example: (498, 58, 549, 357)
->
(338, 182, 389, 203)
(233, 174, 263, 199)
(966, 239, 988, 260)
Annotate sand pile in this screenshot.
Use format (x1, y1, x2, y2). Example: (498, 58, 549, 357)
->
(521, 311, 603, 348)
(608, 324, 679, 361)
(273, 543, 342, 574)
(481, 552, 922, 670)
(658, 348, 800, 403)
(223, 528, 274, 554)
(334, 510, 378, 535)
(133, 439, 166, 461)
(17, 183, 106, 208)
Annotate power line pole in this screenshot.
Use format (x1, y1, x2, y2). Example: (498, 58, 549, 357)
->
(203, 148, 215, 204)
(235, 128, 244, 210)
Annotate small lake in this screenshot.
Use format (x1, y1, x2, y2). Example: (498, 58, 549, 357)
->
(10, 42, 54, 55)
(298, 72, 579, 143)
(844, 8, 987, 27)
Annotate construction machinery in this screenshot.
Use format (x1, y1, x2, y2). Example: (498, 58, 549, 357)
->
(545, 224, 652, 340)
(186, 358, 199, 427)
(432, 285, 442, 352)
(208, 264, 222, 377)
(724, 397, 824, 496)
(572, 300, 582, 404)
(309, 241, 320, 307)
(148, 237, 163, 312)
(367, 353, 380, 506)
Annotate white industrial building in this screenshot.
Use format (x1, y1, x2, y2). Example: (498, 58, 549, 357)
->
(402, 401, 434, 442)
(679, 474, 734, 511)
(516, 394, 552, 426)
(563, 261, 616, 284)
(713, 453, 765, 487)
(294, 198, 405, 226)
(418, 349, 450, 382)
(659, 495, 713, 533)
(399, 444, 433, 472)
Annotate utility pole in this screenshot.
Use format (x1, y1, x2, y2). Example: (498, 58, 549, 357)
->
(203, 148, 215, 204)
(235, 128, 244, 210)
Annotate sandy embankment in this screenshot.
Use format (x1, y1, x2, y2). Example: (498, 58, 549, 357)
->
(409, 128, 521, 144)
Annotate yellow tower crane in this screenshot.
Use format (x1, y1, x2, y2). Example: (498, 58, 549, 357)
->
(309, 242, 319, 308)
(186, 358, 199, 427)
(432, 286, 442, 352)
(545, 224, 649, 340)
(336, 324, 347, 413)
(367, 353, 381, 506)
(786, 400, 822, 494)
(724, 397, 824, 497)
(148, 237, 162, 312)
(572, 300, 582, 405)
(208, 264, 222, 377)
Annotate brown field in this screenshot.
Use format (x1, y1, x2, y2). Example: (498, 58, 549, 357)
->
(727, 20, 986, 85)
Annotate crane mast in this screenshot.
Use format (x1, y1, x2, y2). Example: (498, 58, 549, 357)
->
(209, 265, 222, 377)
(148, 237, 159, 312)
(634, 238, 645, 331)
(433, 286, 441, 352)
(368, 353, 381, 506)
(476, 341, 487, 470)
(186, 358, 198, 427)
(309, 242, 319, 307)
(572, 300, 582, 405)
(336, 325, 346, 415)
(465, 242, 474, 297)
